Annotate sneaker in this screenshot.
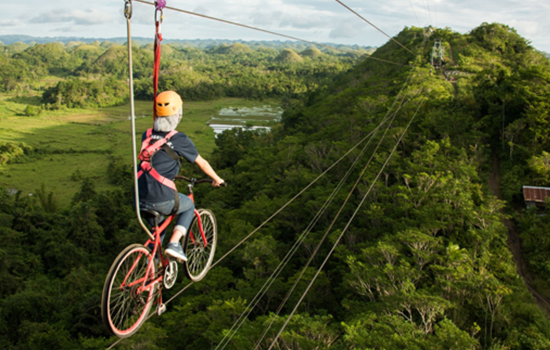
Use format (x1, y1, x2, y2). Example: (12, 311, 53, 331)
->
(165, 242, 188, 262)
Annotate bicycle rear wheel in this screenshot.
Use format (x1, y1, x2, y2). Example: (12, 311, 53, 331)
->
(183, 209, 217, 282)
(101, 244, 157, 338)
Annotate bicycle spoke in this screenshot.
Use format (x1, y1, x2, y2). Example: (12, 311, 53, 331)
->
(102, 244, 156, 337)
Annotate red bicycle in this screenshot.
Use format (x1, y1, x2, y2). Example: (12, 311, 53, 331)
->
(101, 175, 220, 338)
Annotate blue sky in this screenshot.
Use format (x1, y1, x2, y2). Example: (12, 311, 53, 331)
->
(1, 0, 549, 51)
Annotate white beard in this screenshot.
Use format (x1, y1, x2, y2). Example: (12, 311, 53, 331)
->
(154, 114, 181, 132)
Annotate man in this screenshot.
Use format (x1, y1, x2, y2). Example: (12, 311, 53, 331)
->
(138, 90, 224, 262)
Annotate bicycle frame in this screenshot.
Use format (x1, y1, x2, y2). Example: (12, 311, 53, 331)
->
(118, 182, 209, 303)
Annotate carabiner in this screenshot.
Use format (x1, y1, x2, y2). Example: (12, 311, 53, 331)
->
(155, 0, 165, 23)
(155, 8, 163, 24)
(124, 0, 133, 19)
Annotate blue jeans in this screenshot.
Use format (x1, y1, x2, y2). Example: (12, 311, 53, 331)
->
(141, 193, 195, 237)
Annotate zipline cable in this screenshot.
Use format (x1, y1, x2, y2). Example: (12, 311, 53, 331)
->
(425, 0, 433, 25)
(217, 91, 411, 350)
(434, 1, 439, 26)
(408, 0, 421, 26)
(125, 0, 154, 242)
(334, 0, 417, 56)
(215, 139, 371, 350)
(254, 99, 407, 350)
(132, 0, 405, 67)
(253, 67, 419, 349)
(266, 97, 426, 350)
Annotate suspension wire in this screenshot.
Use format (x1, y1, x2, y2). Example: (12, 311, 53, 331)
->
(425, 0, 433, 25)
(254, 64, 420, 349)
(254, 99, 408, 350)
(408, 0, 421, 26)
(219, 57, 417, 350)
(266, 96, 426, 350)
(254, 67, 420, 347)
(217, 90, 411, 350)
(132, 0, 405, 67)
(333, 0, 417, 56)
(124, 0, 154, 243)
(215, 134, 373, 350)
(434, 1, 439, 26)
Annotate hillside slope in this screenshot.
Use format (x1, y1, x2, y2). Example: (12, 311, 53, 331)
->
(2, 23, 550, 349)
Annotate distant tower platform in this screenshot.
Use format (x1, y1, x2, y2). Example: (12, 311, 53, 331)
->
(431, 39, 444, 69)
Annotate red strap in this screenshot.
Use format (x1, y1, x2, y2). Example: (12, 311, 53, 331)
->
(137, 129, 179, 192)
(140, 128, 154, 152)
(138, 162, 177, 191)
(141, 129, 177, 156)
(165, 130, 177, 139)
(153, 21, 163, 120)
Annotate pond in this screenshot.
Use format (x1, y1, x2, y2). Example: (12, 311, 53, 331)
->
(208, 105, 283, 135)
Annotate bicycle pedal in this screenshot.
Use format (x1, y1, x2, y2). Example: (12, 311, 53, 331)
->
(157, 303, 166, 316)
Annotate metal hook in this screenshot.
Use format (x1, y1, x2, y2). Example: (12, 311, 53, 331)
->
(124, 0, 133, 19)
(155, 8, 163, 24)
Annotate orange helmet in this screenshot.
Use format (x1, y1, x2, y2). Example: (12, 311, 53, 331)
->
(155, 91, 183, 117)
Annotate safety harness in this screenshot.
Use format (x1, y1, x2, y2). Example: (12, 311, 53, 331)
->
(137, 128, 180, 214)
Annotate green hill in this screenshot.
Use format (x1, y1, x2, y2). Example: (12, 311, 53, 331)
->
(211, 43, 253, 55)
(300, 46, 323, 58)
(212, 23, 550, 349)
(274, 48, 303, 63)
(4, 41, 29, 54)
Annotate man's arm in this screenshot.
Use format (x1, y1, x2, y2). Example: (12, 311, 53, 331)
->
(195, 155, 224, 187)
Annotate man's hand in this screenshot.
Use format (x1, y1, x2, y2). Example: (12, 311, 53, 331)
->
(195, 155, 224, 187)
(212, 178, 225, 187)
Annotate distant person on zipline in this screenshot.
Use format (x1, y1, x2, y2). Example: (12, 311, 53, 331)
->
(137, 90, 224, 262)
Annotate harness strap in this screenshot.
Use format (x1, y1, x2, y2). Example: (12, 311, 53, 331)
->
(137, 129, 180, 193)
(140, 129, 178, 160)
(138, 162, 177, 191)
(161, 143, 180, 164)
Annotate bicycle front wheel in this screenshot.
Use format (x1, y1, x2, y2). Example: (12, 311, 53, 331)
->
(101, 244, 157, 338)
(183, 209, 217, 282)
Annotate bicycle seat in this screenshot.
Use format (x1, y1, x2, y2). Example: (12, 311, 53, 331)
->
(140, 208, 162, 219)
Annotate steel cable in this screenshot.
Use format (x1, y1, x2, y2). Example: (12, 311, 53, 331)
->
(266, 96, 426, 350)
(334, 0, 417, 56)
(218, 92, 411, 350)
(133, 0, 405, 66)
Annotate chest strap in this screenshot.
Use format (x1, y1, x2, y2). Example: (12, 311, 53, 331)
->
(137, 129, 179, 192)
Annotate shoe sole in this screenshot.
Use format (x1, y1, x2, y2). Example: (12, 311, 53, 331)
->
(165, 249, 188, 262)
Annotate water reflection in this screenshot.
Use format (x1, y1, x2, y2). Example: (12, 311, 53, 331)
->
(209, 124, 271, 135)
(208, 105, 282, 136)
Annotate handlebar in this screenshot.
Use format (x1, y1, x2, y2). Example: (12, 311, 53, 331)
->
(175, 175, 227, 187)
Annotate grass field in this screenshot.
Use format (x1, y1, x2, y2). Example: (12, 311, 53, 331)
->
(0, 94, 281, 207)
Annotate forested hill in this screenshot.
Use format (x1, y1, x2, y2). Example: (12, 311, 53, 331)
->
(2, 22, 550, 349)
(0, 34, 375, 52)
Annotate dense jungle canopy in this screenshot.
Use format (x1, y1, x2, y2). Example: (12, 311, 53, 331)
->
(2, 23, 550, 349)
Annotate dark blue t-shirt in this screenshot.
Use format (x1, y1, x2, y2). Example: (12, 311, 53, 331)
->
(138, 129, 199, 203)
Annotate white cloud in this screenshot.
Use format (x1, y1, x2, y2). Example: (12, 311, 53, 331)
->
(0, 0, 549, 51)
(193, 6, 209, 15)
(0, 19, 21, 27)
(32, 9, 113, 25)
(329, 20, 364, 39)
